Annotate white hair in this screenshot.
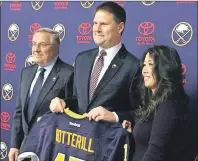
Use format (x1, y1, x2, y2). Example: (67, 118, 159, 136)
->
(33, 27, 60, 45)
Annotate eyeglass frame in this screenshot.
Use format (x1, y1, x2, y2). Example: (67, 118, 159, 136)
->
(29, 42, 57, 49)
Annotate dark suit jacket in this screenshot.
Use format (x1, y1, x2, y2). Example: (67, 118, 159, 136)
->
(73, 44, 140, 122)
(10, 58, 74, 149)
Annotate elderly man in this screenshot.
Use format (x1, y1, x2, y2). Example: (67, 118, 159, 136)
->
(8, 28, 74, 161)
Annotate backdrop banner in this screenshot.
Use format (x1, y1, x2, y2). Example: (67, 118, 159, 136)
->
(1, 1, 197, 160)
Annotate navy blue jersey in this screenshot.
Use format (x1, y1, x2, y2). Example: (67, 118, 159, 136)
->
(20, 108, 134, 161)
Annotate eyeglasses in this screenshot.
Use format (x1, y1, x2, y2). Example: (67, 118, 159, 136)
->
(29, 42, 56, 48)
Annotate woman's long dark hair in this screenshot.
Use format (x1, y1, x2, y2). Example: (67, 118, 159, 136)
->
(135, 45, 188, 121)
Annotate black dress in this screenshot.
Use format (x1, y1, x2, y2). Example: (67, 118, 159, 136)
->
(132, 98, 189, 161)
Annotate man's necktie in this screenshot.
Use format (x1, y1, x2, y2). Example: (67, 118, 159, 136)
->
(89, 50, 107, 100)
(27, 68, 46, 122)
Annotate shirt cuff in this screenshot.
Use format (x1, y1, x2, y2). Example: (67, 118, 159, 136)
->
(112, 112, 119, 122)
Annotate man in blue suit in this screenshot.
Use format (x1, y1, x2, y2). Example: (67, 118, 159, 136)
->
(50, 2, 140, 123)
(8, 28, 74, 161)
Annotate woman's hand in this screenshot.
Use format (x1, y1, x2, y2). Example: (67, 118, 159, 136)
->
(122, 120, 132, 133)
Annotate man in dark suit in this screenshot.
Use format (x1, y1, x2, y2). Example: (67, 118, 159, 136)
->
(50, 2, 139, 123)
(8, 28, 74, 161)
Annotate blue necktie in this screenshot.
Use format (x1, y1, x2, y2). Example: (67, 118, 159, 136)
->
(27, 68, 46, 122)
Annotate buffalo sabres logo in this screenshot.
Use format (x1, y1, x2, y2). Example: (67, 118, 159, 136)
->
(0, 142, 7, 159)
(17, 152, 39, 161)
(142, 0, 155, 6)
(31, 1, 44, 10)
(8, 24, 19, 41)
(81, 1, 94, 8)
(2, 83, 13, 101)
(53, 24, 66, 42)
(171, 22, 193, 46)
(25, 55, 36, 67)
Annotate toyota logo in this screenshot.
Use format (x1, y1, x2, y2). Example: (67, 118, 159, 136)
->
(138, 22, 155, 36)
(6, 52, 16, 63)
(0, 112, 10, 123)
(78, 22, 92, 35)
(30, 23, 41, 34)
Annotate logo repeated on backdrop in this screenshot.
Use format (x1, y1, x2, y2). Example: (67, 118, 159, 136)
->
(141, 0, 155, 6)
(28, 23, 42, 41)
(1, 112, 11, 131)
(54, 1, 69, 9)
(10, 1, 22, 11)
(4, 52, 16, 71)
(176, 0, 196, 4)
(25, 55, 36, 67)
(31, 1, 44, 10)
(80, 1, 94, 8)
(115, 1, 126, 7)
(182, 63, 187, 85)
(171, 22, 193, 46)
(0, 142, 7, 159)
(8, 23, 19, 41)
(53, 24, 66, 42)
(136, 22, 155, 45)
(76, 22, 92, 44)
(2, 83, 14, 101)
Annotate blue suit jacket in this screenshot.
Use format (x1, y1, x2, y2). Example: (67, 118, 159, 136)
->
(73, 44, 140, 122)
(11, 58, 74, 149)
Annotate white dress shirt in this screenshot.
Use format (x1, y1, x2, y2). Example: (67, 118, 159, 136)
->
(91, 42, 122, 122)
(92, 42, 122, 87)
(29, 56, 58, 96)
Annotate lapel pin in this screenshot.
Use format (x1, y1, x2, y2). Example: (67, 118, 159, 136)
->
(37, 116, 42, 122)
(112, 64, 117, 68)
(52, 77, 56, 81)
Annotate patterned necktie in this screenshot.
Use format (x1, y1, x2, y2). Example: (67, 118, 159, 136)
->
(89, 50, 107, 100)
(27, 68, 46, 122)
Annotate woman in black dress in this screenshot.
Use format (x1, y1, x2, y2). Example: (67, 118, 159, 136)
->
(123, 45, 189, 161)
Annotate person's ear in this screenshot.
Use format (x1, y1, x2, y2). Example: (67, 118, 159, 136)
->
(118, 22, 124, 34)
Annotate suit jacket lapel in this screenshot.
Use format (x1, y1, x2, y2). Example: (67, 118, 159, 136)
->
(30, 58, 61, 120)
(22, 65, 38, 125)
(89, 45, 127, 104)
(81, 49, 98, 106)
(22, 65, 38, 111)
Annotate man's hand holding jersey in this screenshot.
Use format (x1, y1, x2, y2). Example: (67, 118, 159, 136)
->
(87, 106, 118, 122)
(50, 97, 65, 113)
(8, 148, 19, 161)
(50, 98, 118, 122)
